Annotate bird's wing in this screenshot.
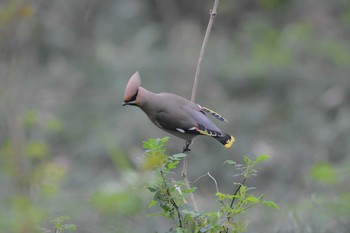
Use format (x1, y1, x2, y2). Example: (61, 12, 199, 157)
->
(154, 93, 225, 137)
(154, 105, 224, 137)
(184, 106, 224, 136)
(155, 110, 199, 135)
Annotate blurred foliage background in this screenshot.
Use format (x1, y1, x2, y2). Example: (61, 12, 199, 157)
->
(1, 0, 350, 232)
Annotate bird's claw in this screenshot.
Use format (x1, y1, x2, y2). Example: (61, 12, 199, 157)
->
(182, 144, 191, 153)
(182, 148, 191, 153)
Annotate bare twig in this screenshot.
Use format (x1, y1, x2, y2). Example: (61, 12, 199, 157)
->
(192, 171, 220, 194)
(182, 0, 220, 213)
(208, 172, 228, 210)
(207, 172, 219, 193)
(192, 171, 211, 184)
(191, 0, 220, 103)
(181, 152, 198, 211)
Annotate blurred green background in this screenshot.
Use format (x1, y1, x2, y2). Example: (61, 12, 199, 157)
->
(1, 0, 350, 232)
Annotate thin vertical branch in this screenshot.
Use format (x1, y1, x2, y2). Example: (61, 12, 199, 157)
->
(191, 0, 220, 103)
(182, 0, 220, 213)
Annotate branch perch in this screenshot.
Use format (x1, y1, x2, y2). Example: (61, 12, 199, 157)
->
(182, 0, 220, 213)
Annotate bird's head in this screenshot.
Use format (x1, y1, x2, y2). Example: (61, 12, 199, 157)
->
(122, 71, 142, 106)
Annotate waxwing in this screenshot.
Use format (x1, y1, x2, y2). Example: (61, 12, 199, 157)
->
(122, 71, 235, 151)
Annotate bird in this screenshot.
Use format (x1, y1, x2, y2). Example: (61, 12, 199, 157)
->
(122, 71, 235, 152)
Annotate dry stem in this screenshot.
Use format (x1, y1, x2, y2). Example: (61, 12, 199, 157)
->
(191, 0, 220, 103)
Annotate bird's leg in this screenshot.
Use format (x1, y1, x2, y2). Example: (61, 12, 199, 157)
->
(182, 142, 191, 153)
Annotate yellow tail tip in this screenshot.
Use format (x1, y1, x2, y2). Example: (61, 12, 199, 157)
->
(224, 136, 235, 149)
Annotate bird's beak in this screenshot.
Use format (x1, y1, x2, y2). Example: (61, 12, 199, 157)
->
(122, 102, 137, 106)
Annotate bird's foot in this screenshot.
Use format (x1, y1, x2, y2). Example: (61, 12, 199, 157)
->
(182, 144, 191, 153)
(182, 147, 191, 153)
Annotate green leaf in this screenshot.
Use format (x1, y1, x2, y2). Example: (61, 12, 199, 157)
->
(148, 187, 157, 192)
(216, 192, 236, 201)
(176, 227, 185, 233)
(181, 209, 201, 218)
(246, 196, 260, 204)
(143, 141, 151, 149)
(161, 137, 169, 144)
(148, 199, 158, 208)
(263, 200, 280, 209)
(173, 153, 187, 158)
(255, 154, 271, 164)
(142, 151, 167, 170)
(216, 192, 227, 201)
(244, 156, 252, 165)
(224, 160, 236, 166)
(167, 160, 180, 170)
(182, 187, 197, 194)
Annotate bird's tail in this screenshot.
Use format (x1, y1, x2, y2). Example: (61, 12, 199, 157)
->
(215, 133, 235, 148)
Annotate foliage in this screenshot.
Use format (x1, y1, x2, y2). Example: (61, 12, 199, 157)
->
(1, 0, 350, 232)
(0, 110, 70, 233)
(91, 182, 141, 215)
(49, 216, 77, 233)
(144, 138, 279, 232)
(310, 161, 338, 184)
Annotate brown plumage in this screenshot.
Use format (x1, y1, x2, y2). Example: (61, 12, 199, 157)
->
(122, 71, 235, 150)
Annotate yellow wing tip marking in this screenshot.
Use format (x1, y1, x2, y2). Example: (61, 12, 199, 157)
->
(198, 129, 215, 136)
(224, 136, 235, 148)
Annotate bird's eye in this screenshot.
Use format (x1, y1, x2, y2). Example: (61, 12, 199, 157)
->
(128, 89, 138, 102)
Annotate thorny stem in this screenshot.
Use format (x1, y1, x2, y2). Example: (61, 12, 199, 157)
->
(182, 0, 220, 214)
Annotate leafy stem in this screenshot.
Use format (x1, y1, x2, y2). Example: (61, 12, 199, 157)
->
(159, 170, 183, 228)
(230, 177, 247, 209)
(145, 138, 279, 232)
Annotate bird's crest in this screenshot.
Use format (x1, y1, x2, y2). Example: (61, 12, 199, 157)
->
(124, 71, 141, 102)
